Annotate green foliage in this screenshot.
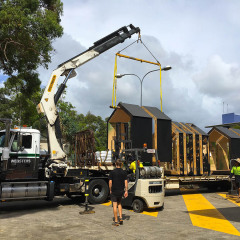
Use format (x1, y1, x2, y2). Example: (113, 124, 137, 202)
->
(58, 100, 79, 144)
(58, 100, 107, 151)
(0, 0, 63, 75)
(82, 112, 107, 151)
(0, 0, 63, 127)
(0, 0, 108, 151)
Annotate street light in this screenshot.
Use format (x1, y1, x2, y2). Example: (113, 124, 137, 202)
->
(116, 66, 171, 108)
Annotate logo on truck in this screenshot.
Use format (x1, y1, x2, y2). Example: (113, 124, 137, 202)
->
(48, 75, 57, 92)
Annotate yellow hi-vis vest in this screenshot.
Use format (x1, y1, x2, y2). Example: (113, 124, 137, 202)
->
(129, 161, 143, 173)
(231, 166, 240, 176)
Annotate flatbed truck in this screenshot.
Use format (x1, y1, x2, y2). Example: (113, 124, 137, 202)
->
(0, 25, 165, 212)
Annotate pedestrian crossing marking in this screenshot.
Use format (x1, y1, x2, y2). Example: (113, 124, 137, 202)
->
(182, 193, 240, 236)
(218, 193, 240, 206)
(101, 201, 159, 217)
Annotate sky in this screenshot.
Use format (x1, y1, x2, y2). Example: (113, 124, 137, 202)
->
(5, 0, 240, 131)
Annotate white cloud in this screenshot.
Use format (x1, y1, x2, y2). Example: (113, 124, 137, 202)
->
(38, 32, 215, 130)
(36, 0, 240, 131)
(193, 55, 240, 97)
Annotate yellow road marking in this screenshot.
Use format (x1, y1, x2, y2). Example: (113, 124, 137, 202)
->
(182, 193, 240, 236)
(141, 210, 159, 217)
(218, 193, 240, 206)
(102, 201, 159, 217)
(101, 201, 112, 206)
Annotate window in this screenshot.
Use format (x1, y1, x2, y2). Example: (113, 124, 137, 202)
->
(0, 132, 5, 147)
(22, 135, 32, 149)
(11, 133, 32, 152)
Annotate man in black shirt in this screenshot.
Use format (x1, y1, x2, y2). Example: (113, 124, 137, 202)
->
(109, 159, 128, 226)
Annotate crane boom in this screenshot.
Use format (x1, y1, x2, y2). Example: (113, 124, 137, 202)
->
(37, 24, 140, 170)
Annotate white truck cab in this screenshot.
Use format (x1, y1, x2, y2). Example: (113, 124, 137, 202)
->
(0, 127, 41, 180)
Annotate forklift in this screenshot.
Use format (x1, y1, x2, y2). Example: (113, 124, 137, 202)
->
(117, 145, 165, 213)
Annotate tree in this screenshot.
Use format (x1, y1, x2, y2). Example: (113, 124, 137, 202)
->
(82, 112, 107, 151)
(58, 99, 79, 145)
(0, 0, 63, 126)
(57, 98, 108, 151)
(0, 0, 63, 75)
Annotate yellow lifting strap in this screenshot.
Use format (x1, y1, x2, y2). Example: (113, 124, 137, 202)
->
(111, 53, 163, 111)
(111, 55, 118, 108)
(110, 35, 164, 111)
(159, 65, 162, 112)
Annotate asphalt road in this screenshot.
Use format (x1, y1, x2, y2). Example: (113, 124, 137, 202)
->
(1, 189, 240, 240)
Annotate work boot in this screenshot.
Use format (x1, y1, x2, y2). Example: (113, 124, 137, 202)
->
(236, 199, 240, 203)
(112, 221, 119, 226)
(119, 218, 123, 225)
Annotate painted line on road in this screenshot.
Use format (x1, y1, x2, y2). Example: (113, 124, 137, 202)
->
(141, 210, 159, 217)
(182, 193, 240, 236)
(218, 193, 240, 206)
(101, 201, 159, 217)
(102, 201, 112, 206)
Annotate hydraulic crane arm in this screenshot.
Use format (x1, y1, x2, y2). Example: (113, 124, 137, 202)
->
(37, 24, 140, 163)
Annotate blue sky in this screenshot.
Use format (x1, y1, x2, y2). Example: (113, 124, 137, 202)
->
(0, 74, 8, 85)
(36, 0, 240, 130)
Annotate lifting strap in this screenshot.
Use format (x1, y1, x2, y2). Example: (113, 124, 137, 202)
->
(111, 55, 118, 108)
(110, 35, 164, 111)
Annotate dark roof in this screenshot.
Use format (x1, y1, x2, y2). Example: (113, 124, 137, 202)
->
(118, 102, 152, 118)
(231, 128, 240, 135)
(173, 122, 192, 134)
(143, 106, 171, 120)
(186, 123, 208, 136)
(209, 126, 240, 139)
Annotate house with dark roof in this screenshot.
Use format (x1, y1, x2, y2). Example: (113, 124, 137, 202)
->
(107, 102, 172, 164)
(142, 106, 172, 163)
(208, 126, 240, 171)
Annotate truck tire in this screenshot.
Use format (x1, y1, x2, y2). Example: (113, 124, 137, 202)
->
(132, 199, 144, 213)
(88, 179, 109, 204)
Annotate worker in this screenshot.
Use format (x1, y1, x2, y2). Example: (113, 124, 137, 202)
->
(230, 160, 240, 202)
(129, 159, 143, 173)
(109, 159, 128, 226)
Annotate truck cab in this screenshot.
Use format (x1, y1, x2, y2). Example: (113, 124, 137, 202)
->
(0, 127, 41, 181)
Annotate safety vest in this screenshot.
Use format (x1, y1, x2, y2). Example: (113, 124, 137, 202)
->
(231, 166, 240, 176)
(129, 161, 144, 173)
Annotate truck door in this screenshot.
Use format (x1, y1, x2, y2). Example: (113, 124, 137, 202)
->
(5, 132, 39, 180)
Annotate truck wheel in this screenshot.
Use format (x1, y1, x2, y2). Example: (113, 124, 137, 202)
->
(88, 179, 109, 204)
(132, 199, 144, 213)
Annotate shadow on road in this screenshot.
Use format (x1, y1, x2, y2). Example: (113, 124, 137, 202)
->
(0, 197, 86, 219)
(186, 206, 240, 223)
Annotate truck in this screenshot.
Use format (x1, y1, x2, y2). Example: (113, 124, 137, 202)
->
(0, 24, 165, 212)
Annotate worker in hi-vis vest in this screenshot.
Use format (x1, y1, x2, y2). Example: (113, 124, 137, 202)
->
(129, 160, 143, 173)
(230, 160, 240, 202)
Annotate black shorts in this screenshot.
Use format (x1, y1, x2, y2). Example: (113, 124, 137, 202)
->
(111, 194, 123, 203)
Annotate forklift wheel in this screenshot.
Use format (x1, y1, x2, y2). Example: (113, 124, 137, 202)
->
(159, 203, 164, 211)
(132, 199, 144, 213)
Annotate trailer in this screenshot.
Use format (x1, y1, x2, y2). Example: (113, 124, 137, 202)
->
(107, 102, 232, 190)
